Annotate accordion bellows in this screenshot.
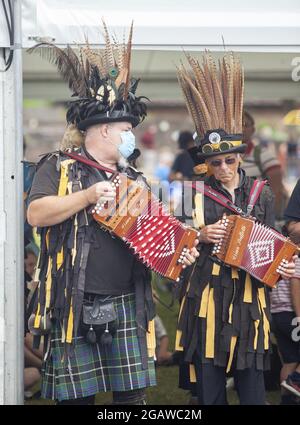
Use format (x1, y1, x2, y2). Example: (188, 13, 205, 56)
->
(92, 173, 199, 282)
(212, 215, 298, 287)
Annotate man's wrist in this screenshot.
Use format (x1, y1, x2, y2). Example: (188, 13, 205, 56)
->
(82, 189, 91, 206)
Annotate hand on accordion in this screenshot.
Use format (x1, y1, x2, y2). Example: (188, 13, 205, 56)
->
(181, 239, 200, 269)
(277, 255, 298, 280)
(85, 181, 116, 205)
(199, 220, 227, 244)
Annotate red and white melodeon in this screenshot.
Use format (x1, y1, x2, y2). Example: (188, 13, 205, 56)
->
(92, 173, 199, 282)
(212, 214, 299, 287)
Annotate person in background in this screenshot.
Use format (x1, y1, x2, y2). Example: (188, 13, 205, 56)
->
(25, 245, 38, 278)
(24, 245, 43, 399)
(169, 131, 195, 182)
(151, 290, 175, 367)
(277, 182, 300, 399)
(270, 275, 300, 403)
(154, 149, 174, 183)
(242, 111, 288, 223)
(140, 127, 158, 177)
(154, 315, 173, 366)
(24, 245, 43, 365)
(284, 266, 300, 398)
(168, 131, 196, 212)
(24, 368, 41, 396)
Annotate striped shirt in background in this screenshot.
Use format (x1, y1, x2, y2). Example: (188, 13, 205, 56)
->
(295, 256, 300, 278)
(154, 315, 167, 357)
(271, 279, 293, 313)
(242, 144, 280, 178)
(271, 257, 300, 313)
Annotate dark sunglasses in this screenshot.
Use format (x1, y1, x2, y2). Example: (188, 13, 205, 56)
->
(209, 157, 237, 167)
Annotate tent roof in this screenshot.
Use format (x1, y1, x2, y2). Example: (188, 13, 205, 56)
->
(22, 0, 300, 52)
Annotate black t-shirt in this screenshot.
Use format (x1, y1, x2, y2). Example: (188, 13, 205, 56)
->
(171, 151, 194, 179)
(29, 155, 136, 295)
(285, 178, 300, 222)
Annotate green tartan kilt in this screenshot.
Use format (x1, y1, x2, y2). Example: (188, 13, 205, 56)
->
(41, 293, 156, 401)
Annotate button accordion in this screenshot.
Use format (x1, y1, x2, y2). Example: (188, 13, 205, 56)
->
(212, 214, 298, 287)
(92, 173, 199, 282)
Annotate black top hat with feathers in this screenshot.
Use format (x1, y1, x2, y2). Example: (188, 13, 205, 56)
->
(177, 51, 247, 162)
(28, 21, 147, 131)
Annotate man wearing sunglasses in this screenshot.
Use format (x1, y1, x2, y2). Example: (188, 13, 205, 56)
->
(175, 52, 296, 405)
(177, 130, 296, 405)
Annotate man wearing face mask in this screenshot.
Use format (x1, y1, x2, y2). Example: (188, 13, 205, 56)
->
(27, 25, 198, 406)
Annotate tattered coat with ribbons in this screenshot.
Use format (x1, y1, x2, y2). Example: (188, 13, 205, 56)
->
(175, 169, 275, 380)
(30, 149, 156, 366)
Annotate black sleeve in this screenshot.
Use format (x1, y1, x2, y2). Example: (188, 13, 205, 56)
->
(28, 155, 60, 203)
(171, 154, 183, 173)
(262, 185, 275, 228)
(284, 179, 300, 221)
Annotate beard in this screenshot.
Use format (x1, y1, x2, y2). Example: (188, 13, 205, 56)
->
(117, 155, 129, 169)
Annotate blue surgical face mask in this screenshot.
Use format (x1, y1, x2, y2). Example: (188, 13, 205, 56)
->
(118, 130, 136, 159)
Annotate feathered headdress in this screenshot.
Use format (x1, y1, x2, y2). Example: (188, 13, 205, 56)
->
(177, 51, 246, 163)
(28, 20, 147, 131)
